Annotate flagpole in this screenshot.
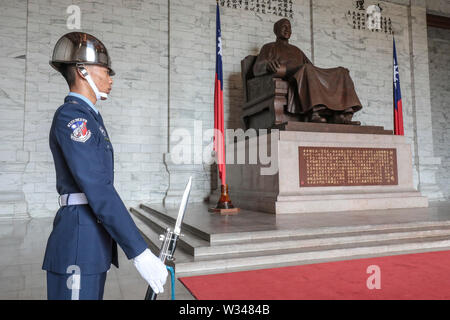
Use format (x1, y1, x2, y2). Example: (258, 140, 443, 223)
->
(393, 37, 396, 135)
(393, 37, 404, 136)
(210, 1, 239, 215)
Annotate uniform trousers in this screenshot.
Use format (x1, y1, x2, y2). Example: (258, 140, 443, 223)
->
(46, 271, 107, 300)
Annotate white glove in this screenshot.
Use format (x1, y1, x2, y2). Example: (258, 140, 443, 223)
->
(133, 248, 168, 294)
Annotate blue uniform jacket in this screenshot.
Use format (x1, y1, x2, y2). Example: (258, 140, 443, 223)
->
(42, 95, 148, 275)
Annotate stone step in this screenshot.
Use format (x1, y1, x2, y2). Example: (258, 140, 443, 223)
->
(174, 238, 450, 277)
(130, 210, 195, 265)
(193, 228, 450, 259)
(134, 205, 450, 258)
(132, 204, 450, 277)
(139, 204, 210, 242)
(209, 221, 450, 245)
(138, 203, 450, 245)
(130, 207, 209, 255)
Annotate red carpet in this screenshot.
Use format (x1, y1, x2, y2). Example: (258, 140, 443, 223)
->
(179, 250, 450, 300)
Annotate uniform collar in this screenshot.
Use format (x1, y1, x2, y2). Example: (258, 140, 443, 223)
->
(67, 92, 99, 115)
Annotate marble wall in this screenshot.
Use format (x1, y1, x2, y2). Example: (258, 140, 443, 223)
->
(428, 26, 450, 201)
(0, 0, 29, 218)
(1, 0, 169, 218)
(426, 0, 450, 17)
(0, 0, 448, 218)
(163, 0, 312, 203)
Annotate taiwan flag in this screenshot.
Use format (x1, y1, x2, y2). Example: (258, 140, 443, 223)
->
(393, 38, 404, 136)
(214, 3, 226, 184)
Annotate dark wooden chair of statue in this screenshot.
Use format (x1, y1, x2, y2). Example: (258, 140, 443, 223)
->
(240, 55, 298, 130)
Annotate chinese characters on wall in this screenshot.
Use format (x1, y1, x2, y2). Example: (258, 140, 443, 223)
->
(345, 1, 393, 34)
(219, 0, 294, 18)
(298, 147, 398, 187)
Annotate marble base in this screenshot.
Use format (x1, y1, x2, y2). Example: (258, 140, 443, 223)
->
(0, 191, 29, 219)
(225, 131, 428, 214)
(162, 153, 212, 206)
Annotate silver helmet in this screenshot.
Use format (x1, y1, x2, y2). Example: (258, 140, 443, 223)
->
(50, 32, 115, 76)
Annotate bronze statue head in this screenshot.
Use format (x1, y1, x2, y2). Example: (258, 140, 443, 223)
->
(273, 18, 292, 40)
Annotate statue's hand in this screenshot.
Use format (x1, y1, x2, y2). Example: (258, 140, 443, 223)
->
(267, 59, 286, 77)
(267, 59, 281, 73)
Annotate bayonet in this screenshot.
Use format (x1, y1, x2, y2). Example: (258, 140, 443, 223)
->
(173, 176, 192, 236)
(145, 176, 192, 300)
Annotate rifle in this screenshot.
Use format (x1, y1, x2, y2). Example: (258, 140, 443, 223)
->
(144, 176, 192, 300)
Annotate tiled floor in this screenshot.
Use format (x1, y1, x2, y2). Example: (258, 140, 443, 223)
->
(0, 217, 194, 300)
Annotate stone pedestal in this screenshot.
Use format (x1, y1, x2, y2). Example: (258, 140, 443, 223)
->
(0, 159, 29, 220)
(162, 153, 213, 206)
(226, 129, 428, 214)
(0, 191, 29, 220)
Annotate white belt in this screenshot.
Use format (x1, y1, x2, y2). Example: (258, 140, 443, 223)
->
(58, 193, 88, 207)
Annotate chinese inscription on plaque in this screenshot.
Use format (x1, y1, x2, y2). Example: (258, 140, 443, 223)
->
(299, 147, 398, 187)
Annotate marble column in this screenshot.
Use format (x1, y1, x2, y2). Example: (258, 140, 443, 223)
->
(0, 0, 29, 219)
(407, 0, 444, 200)
(162, 0, 216, 205)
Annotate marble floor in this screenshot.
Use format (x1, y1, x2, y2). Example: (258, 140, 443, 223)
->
(0, 217, 194, 300)
(1, 201, 449, 300)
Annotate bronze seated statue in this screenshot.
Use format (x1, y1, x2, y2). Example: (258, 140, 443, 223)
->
(241, 18, 363, 130)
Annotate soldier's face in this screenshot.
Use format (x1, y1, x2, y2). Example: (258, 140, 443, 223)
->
(86, 65, 113, 99)
(277, 22, 292, 40)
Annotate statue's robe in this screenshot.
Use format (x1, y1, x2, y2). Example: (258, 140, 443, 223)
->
(253, 41, 362, 115)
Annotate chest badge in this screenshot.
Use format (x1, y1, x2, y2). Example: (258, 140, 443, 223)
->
(67, 118, 91, 143)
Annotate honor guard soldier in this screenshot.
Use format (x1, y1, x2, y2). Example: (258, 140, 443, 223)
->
(42, 32, 167, 300)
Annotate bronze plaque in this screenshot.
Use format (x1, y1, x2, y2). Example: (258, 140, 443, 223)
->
(298, 146, 398, 187)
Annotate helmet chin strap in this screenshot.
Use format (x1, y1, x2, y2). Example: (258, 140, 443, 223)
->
(77, 64, 108, 101)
